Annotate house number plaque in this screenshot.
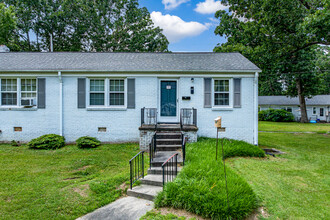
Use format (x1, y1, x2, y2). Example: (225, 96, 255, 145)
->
(166, 85, 171, 89)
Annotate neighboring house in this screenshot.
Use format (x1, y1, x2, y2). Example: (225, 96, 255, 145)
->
(0, 52, 260, 147)
(259, 95, 330, 122)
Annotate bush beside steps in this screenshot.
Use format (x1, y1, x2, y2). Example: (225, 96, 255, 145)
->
(76, 136, 101, 149)
(28, 134, 65, 150)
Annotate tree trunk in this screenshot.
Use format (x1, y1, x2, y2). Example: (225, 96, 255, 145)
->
(296, 79, 309, 123)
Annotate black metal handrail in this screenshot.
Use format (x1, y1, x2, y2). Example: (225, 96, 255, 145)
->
(149, 133, 157, 169)
(162, 153, 178, 188)
(182, 134, 186, 166)
(180, 108, 197, 129)
(129, 151, 144, 189)
(141, 107, 158, 126)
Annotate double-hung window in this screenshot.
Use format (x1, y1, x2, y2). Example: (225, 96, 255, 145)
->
(21, 79, 37, 106)
(88, 78, 126, 107)
(1, 79, 17, 105)
(214, 79, 230, 106)
(1, 78, 37, 107)
(109, 79, 124, 106)
(90, 79, 105, 106)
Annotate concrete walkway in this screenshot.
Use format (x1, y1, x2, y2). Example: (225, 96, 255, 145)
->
(77, 197, 154, 220)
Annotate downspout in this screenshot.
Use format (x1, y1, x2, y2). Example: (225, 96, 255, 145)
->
(254, 72, 259, 145)
(58, 71, 63, 136)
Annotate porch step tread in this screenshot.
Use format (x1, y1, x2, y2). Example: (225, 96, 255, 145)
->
(141, 175, 163, 186)
(153, 151, 182, 161)
(148, 167, 182, 175)
(157, 139, 182, 141)
(127, 184, 163, 201)
(156, 132, 181, 135)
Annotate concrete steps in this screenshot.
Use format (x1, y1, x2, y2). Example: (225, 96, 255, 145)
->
(148, 166, 182, 175)
(128, 126, 183, 201)
(127, 184, 163, 201)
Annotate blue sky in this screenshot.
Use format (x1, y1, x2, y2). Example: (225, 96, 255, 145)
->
(139, 0, 228, 52)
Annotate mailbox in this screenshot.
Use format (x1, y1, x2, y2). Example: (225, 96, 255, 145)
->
(214, 116, 222, 128)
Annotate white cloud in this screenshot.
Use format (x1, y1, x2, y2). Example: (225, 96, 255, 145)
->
(195, 0, 229, 14)
(162, 0, 190, 10)
(150, 11, 208, 43)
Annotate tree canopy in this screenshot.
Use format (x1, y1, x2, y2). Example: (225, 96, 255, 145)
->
(0, 3, 19, 50)
(0, 0, 169, 52)
(214, 0, 329, 122)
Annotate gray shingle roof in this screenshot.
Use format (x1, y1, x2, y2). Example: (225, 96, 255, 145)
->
(259, 95, 330, 106)
(0, 52, 260, 72)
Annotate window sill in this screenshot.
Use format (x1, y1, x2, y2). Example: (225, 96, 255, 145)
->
(86, 107, 127, 111)
(211, 107, 233, 111)
(0, 107, 38, 111)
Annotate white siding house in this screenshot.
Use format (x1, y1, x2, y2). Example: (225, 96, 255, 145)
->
(0, 52, 261, 145)
(259, 95, 330, 122)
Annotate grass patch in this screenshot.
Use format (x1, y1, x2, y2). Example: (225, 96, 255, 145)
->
(155, 138, 265, 219)
(0, 143, 143, 219)
(259, 121, 330, 132)
(228, 132, 330, 219)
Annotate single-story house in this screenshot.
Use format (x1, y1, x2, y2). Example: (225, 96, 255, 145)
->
(259, 95, 330, 122)
(0, 52, 261, 147)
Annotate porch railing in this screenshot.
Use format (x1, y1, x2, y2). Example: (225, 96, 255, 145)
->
(141, 107, 157, 126)
(180, 108, 197, 129)
(129, 151, 145, 189)
(162, 153, 178, 188)
(149, 133, 157, 169)
(182, 134, 186, 166)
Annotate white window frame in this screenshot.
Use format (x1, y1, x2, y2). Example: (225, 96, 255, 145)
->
(87, 78, 127, 108)
(212, 78, 233, 108)
(109, 78, 126, 107)
(0, 77, 37, 108)
(88, 78, 106, 106)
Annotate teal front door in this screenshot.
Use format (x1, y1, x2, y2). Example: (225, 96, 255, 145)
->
(161, 81, 177, 117)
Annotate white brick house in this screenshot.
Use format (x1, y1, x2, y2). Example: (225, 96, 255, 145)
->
(0, 52, 260, 145)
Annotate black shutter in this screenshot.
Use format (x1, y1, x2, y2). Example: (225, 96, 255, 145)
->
(37, 78, 46, 109)
(234, 78, 241, 108)
(204, 78, 212, 108)
(127, 78, 135, 109)
(77, 78, 86, 108)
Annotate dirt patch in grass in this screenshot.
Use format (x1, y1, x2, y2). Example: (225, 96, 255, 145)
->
(62, 177, 81, 181)
(72, 165, 92, 172)
(73, 184, 90, 198)
(158, 207, 208, 220)
(247, 207, 270, 219)
(116, 182, 128, 191)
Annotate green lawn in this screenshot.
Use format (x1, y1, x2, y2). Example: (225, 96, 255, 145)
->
(259, 121, 330, 133)
(0, 143, 140, 219)
(228, 128, 330, 219)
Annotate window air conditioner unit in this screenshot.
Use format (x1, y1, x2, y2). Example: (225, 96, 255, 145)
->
(21, 99, 37, 106)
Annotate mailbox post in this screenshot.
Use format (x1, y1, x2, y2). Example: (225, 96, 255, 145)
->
(214, 117, 225, 160)
(214, 116, 230, 213)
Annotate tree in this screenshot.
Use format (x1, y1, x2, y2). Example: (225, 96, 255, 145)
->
(1, 0, 169, 52)
(0, 3, 19, 50)
(214, 0, 329, 122)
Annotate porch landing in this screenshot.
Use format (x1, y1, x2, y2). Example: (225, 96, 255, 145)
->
(139, 123, 198, 132)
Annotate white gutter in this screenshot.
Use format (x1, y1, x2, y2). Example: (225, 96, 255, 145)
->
(254, 72, 259, 145)
(58, 71, 63, 136)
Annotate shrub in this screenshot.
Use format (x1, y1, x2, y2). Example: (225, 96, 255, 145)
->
(259, 108, 295, 122)
(155, 138, 265, 219)
(28, 134, 65, 149)
(11, 140, 19, 147)
(76, 136, 101, 149)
